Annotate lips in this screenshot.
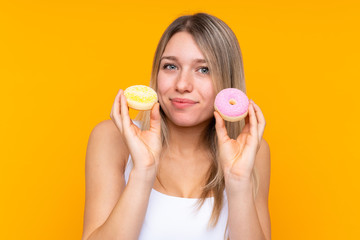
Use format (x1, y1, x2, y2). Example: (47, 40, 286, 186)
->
(170, 98, 198, 109)
(171, 98, 198, 104)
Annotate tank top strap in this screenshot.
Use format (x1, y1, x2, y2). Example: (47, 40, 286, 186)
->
(124, 155, 133, 184)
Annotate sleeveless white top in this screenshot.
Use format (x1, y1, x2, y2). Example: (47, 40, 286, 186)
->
(124, 157, 229, 240)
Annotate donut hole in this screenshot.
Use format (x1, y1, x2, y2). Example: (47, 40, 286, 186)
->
(229, 99, 237, 105)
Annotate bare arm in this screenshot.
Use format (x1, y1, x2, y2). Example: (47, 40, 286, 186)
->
(214, 100, 270, 239)
(225, 138, 271, 240)
(82, 89, 161, 240)
(81, 120, 155, 240)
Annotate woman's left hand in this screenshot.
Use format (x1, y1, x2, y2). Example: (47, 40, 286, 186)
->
(214, 100, 266, 182)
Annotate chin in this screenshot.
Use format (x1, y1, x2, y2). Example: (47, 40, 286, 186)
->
(167, 114, 212, 128)
(160, 104, 214, 127)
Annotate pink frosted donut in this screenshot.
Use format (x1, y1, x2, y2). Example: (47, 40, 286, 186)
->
(214, 88, 249, 122)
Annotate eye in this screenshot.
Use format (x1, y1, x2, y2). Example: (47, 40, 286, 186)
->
(198, 67, 209, 74)
(163, 64, 177, 70)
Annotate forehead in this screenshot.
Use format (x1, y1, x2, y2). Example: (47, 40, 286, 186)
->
(161, 32, 205, 61)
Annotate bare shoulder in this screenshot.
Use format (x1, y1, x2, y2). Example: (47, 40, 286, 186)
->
(91, 119, 121, 141)
(254, 138, 271, 239)
(82, 119, 129, 240)
(255, 138, 270, 180)
(87, 119, 129, 170)
(254, 138, 271, 195)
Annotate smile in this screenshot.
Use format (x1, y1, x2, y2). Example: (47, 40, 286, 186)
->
(170, 98, 198, 109)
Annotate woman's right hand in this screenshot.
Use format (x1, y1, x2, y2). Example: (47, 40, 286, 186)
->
(110, 89, 162, 181)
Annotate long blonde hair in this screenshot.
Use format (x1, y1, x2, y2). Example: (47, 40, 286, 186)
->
(136, 12, 259, 235)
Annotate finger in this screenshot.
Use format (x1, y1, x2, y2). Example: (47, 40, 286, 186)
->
(149, 102, 161, 135)
(110, 90, 119, 119)
(214, 111, 230, 144)
(120, 92, 132, 133)
(248, 102, 258, 142)
(245, 110, 249, 125)
(112, 89, 123, 133)
(250, 100, 266, 140)
(242, 114, 250, 133)
(239, 103, 259, 170)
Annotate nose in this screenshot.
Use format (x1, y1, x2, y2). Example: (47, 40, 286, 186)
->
(175, 69, 193, 93)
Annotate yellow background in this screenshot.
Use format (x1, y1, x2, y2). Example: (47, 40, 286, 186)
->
(1, 0, 359, 239)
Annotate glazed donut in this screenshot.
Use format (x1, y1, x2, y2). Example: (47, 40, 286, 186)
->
(124, 85, 158, 110)
(214, 88, 249, 122)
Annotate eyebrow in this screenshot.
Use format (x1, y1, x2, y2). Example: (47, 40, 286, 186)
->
(160, 56, 207, 63)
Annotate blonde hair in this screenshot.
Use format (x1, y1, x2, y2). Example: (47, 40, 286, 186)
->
(136, 12, 259, 237)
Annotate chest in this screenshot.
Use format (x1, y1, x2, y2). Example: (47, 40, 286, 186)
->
(154, 155, 212, 198)
(138, 189, 228, 240)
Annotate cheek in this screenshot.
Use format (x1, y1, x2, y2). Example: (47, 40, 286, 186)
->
(156, 74, 170, 101)
(200, 82, 216, 102)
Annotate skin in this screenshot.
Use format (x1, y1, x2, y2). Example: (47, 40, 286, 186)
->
(154, 32, 219, 196)
(157, 31, 216, 128)
(82, 32, 271, 240)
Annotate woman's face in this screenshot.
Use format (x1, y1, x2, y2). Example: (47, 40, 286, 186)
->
(157, 31, 216, 127)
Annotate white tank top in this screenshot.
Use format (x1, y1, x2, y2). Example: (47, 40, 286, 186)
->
(124, 155, 229, 240)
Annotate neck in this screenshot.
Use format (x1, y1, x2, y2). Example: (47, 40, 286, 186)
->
(164, 118, 213, 158)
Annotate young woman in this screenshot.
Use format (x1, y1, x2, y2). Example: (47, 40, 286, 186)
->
(82, 13, 271, 240)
